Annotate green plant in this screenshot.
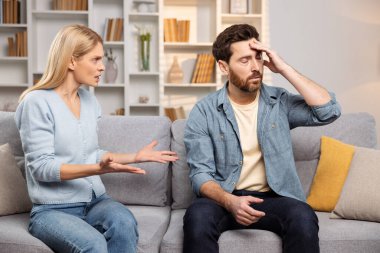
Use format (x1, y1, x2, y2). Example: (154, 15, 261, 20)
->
(140, 32, 151, 71)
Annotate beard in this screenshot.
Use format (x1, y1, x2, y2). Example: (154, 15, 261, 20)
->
(229, 68, 263, 93)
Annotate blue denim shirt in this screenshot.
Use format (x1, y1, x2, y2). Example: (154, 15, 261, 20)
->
(184, 83, 341, 201)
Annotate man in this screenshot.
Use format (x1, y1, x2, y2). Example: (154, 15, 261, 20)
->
(183, 24, 341, 253)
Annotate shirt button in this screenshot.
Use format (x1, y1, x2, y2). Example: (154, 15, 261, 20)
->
(239, 161, 243, 165)
(232, 182, 235, 185)
(220, 134, 224, 139)
(271, 123, 276, 128)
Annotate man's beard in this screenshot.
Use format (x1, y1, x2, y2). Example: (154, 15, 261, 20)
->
(229, 68, 262, 93)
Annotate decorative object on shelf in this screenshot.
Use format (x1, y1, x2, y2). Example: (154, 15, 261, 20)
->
(230, 0, 248, 14)
(138, 96, 150, 104)
(115, 108, 125, 116)
(104, 48, 118, 83)
(168, 56, 184, 84)
(135, 26, 151, 71)
(133, 0, 156, 13)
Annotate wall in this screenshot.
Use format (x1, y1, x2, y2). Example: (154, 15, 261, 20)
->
(268, 0, 380, 144)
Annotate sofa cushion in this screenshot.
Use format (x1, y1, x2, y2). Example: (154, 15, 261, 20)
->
(160, 210, 380, 253)
(0, 213, 53, 253)
(291, 112, 377, 195)
(98, 116, 172, 206)
(170, 120, 195, 209)
(331, 147, 380, 222)
(128, 205, 171, 253)
(318, 212, 380, 252)
(0, 206, 171, 253)
(0, 144, 32, 216)
(0, 111, 25, 176)
(307, 136, 355, 212)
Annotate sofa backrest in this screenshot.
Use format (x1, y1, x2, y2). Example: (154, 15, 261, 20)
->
(0, 111, 25, 176)
(170, 113, 378, 209)
(0, 112, 173, 207)
(98, 116, 172, 207)
(291, 112, 377, 196)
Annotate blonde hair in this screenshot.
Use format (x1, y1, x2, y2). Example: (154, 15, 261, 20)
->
(19, 24, 103, 101)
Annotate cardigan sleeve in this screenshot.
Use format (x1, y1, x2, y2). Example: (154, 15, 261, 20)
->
(15, 94, 62, 182)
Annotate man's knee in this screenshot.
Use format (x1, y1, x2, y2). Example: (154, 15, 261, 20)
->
(183, 198, 222, 240)
(288, 202, 319, 237)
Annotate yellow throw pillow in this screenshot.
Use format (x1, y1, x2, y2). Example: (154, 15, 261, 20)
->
(307, 136, 355, 212)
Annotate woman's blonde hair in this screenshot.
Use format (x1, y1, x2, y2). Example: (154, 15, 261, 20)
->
(19, 24, 103, 101)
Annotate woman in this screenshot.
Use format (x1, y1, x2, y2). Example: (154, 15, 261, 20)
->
(14, 24, 178, 253)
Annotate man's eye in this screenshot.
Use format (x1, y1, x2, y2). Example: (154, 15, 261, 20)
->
(256, 53, 262, 60)
(240, 59, 248, 64)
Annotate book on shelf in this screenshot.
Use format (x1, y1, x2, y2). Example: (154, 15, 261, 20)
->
(1, 0, 20, 24)
(190, 54, 215, 83)
(164, 106, 186, 122)
(52, 0, 88, 11)
(104, 18, 123, 41)
(164, 18, 190, 42)
(7, 30, 27, 56)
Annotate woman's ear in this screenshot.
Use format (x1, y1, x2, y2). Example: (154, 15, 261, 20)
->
(218, 60, 229, 75)
(68, 56, 76, 71)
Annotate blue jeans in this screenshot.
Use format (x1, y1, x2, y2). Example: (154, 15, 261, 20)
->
(29, 193, 138, 253)
(183, 190, 319, 253)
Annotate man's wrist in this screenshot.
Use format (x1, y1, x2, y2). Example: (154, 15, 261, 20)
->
(278, 64, 293, 77)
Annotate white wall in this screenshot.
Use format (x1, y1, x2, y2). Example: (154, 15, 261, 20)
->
(268, 0, 380, 144)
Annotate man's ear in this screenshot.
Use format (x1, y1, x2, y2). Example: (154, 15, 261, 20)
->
(218, 60, 229, 75)
(68, 56, 76, 71)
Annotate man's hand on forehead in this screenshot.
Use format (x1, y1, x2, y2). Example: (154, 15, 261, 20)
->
(249, 38, 268, 54)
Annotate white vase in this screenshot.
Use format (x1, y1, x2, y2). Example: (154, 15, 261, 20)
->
(105, 60, 118, 83)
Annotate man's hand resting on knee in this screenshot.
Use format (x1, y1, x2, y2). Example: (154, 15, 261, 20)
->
(225, 195, 265, 226)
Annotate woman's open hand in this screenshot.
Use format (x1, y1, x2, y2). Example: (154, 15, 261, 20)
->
(135, 140, 179, 163)
(99, 156, 146, 174)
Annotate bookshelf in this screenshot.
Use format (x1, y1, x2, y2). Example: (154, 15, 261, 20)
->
(0, 0, 268, 116)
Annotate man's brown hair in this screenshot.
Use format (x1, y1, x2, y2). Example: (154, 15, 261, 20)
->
(212, 24, 260, 63)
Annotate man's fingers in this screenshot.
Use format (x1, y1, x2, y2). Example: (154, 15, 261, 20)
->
(246, 196, 264, 204)
(241, 204, 265, 220)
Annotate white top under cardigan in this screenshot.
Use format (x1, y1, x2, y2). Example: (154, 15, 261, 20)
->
(15, 88, 107, 204)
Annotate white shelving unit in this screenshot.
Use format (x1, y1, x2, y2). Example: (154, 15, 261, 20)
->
(0, 0, 268, 116)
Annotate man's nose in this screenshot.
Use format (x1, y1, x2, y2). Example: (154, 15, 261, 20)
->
(250, 60, 259, 72)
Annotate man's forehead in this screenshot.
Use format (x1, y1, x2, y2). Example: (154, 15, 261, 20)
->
(231, 40, 259, 56)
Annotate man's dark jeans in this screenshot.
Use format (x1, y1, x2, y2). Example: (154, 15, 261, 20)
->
(183, 190, 319, 253)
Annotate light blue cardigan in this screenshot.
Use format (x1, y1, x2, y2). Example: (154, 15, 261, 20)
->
(15, 88, 107, 204)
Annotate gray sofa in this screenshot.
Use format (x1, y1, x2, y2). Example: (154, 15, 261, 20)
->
(0, 111, 379, 253)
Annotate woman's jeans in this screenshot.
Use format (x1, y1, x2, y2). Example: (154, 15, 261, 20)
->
(183, 190, 319, 253)
(29, 193, 138, 253)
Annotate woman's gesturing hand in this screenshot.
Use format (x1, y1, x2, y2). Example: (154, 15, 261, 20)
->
(99, 156, 146, 174)
(134, 140, 179, 163)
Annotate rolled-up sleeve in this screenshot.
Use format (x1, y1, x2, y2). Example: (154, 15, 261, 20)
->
(286, 91, 341, 129)
(184, 105, 217, 196)
(15, 96, 62, 182)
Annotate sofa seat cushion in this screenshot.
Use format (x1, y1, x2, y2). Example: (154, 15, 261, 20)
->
(0, 206, 171, 253)
(161, 210, 380, 253)
(129, 206, 171, 253)
(0, 213, 53, 253)
(318, 212, 380, 252)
